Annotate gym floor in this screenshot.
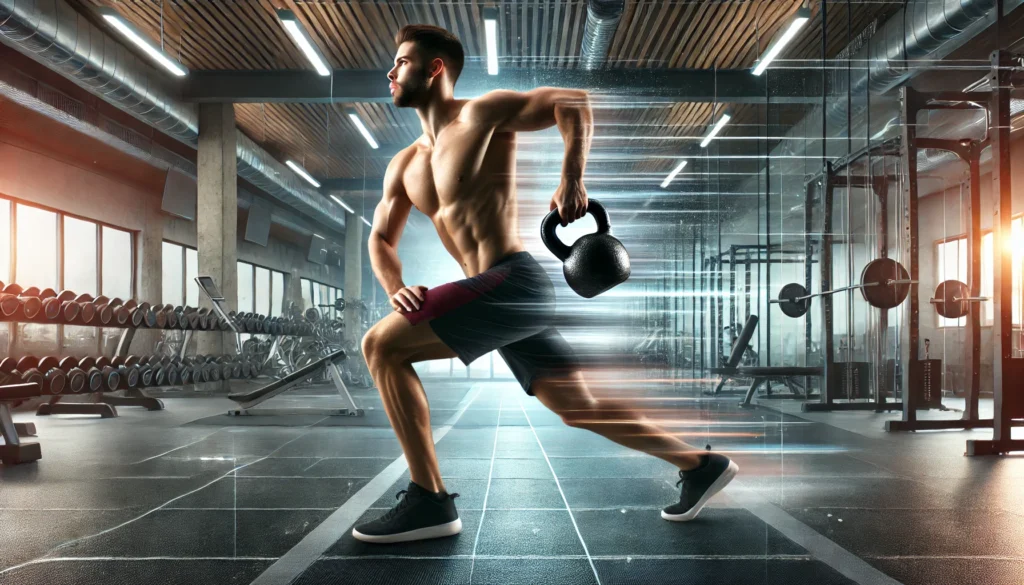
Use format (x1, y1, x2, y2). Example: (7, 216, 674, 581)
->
(2, 379, 1022, 585)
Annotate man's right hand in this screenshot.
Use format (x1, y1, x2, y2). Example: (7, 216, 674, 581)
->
(390, 285, 427, 312)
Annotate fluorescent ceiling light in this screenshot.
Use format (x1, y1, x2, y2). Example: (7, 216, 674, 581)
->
(483, 8, 499, 75)
(329, 194, 355, 214)
(660, 160, 688, 189)
(700, 112, 732, 148)
(751, 6, 811, 76)
(361, 217, 372, 227)
(277, 9, 330, 76)
(286, 160, 321, 188)
(100, 10, 187, 77)
(347, 111, 379, 150)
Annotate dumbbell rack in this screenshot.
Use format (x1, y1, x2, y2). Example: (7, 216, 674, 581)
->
(194, 276, 362, 418)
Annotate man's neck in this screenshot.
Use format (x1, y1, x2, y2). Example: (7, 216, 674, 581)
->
(415, 96, 460, 146)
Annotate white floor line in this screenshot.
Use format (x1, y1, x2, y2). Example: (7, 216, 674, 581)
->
(518, 397, 603, 585)
(247, 383, 484, 585)
(131, 429, 226, 464)
(468, 393, 505, 583)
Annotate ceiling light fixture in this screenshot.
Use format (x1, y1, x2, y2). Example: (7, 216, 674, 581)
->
(700, 111, 732, 148)
(99, 9, 188, 77)
(660, 160, 688, 189)
(286, 160, 321, 188)
(346, 109, 379, 150)
(361, 217, 372, 227)
(751, 6, 811, 76)
(329, 194, 355, 214)
(277, 9, 331, 76)
(483, 8, 499, 75)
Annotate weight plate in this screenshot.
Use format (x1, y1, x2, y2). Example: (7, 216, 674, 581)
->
(933, 279, 970, 319)
(860, 258, 910, 309)
(777, 283, 811, 318)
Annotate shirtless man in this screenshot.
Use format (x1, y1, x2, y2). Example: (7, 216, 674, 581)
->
(352, 25, 738, 544)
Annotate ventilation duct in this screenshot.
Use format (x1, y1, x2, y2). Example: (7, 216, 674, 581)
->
(0, 0, 346, 234)
(580, 0, 625, 70)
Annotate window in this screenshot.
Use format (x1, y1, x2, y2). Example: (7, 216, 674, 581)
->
(936, 237, 967, 328)
(237, 261, 286, 317)
(16, 204, 59, 290)
(936, 215, 1024, 328)
(0, 197, 134, 355)
(161, 242, 199, 307)
(298, 277, 343, 314)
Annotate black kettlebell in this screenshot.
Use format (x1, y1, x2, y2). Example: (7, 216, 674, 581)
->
(541, 199, 631, 298)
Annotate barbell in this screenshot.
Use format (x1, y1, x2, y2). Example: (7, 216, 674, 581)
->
(771, 258, 915, 318)
(929, 280, 989, 319)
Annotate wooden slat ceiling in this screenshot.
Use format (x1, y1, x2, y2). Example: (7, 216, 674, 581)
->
(69, 1, 901, 183)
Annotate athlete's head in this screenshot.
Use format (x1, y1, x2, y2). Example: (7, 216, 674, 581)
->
(389, 25, 465, 108)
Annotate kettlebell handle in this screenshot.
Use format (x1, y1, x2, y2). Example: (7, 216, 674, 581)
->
(541, 199, 611, 262)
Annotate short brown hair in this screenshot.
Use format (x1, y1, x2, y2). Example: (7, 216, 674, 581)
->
(395, 24, 465, 83)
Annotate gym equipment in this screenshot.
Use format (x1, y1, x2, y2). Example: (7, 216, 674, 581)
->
(929, 280, 989, 319)
(772, 258, 914, 318)
(541, 199, 631, 298)
(1, 382, 44, 464)
(17, 357, 66, 395)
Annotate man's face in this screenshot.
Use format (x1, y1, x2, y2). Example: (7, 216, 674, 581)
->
(388, 42, 434, 108)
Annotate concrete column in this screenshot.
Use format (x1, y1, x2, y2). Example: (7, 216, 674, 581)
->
(135, 199, 164, 352)
(196, 103, 237, 356)
(344, 212, 364, 348)
(287, 270, 303, 314)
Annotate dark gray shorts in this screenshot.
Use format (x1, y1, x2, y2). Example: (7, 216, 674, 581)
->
(402, 251, 579, 395)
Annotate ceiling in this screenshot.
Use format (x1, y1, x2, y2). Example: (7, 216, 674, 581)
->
(66, 1, 901, 199)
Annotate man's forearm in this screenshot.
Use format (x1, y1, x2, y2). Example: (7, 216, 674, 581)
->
(368, 237, 405, 296)
(555, 91, 593, 178)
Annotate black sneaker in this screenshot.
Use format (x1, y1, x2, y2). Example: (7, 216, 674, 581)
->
(351, 481, 462, 544)
(662, 454, 738, 522)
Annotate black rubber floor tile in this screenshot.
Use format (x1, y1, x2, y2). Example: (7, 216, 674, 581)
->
(56, 509, 332, 558)
(593, 558, 857, 585)
(576, 508, 806, 556)
(559, 477, 683, 508)
(869, 557, 1024, 585)
(786, 507, 1024, 558)
(483, 479, 566, 509)
(0, 509, 137, 570)
(0, 559, 273, 585)
(548, 456, 678, 479)
(490, 458, 554, 479)
(303, 457, 396, 478)
(473, 509, 585, 556)
(167, 477, 369, 509)
(294, 558, 471, 585)
(470, 558, 598, 584)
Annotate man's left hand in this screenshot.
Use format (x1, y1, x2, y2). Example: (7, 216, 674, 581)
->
(550, 177, 589, 227)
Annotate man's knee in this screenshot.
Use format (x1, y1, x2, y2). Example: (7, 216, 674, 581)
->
(532, 374, 598, 427)
(362, 324, 398, 368)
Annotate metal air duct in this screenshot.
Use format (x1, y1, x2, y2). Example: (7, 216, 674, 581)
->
(580, 0, 625, 70)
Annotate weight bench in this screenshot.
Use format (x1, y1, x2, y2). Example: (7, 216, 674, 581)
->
(705, 314, 824, 406)
(706, 314, 760, 396)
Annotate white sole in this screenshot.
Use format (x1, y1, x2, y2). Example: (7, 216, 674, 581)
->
(351, 518, 462, 544)
(661, 461, 739, 522)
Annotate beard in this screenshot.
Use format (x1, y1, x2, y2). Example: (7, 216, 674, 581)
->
(391, 71, 430, 108)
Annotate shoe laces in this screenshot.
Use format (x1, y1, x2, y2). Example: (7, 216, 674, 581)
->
(675, 470, 687, 488)
(381, 489, 460, 521)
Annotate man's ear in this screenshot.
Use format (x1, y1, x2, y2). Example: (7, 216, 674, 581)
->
(429, 57, 445, 80)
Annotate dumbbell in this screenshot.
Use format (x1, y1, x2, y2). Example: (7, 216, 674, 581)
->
(0, 356, 40, 389)
(58, 356, 98, 393)
(35, 288, 63, 321)
(70, 293, 97, 324)
(0, 283, 22, 317)
(111, 356, 142, 388)
(54, 290, 82, 322)
(17, 356, 67, 394)
(93, 356, 123, 391)
(9, 285, 43, 320)
(122, 355, 155, 386)
(76, 356, 109, 393)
